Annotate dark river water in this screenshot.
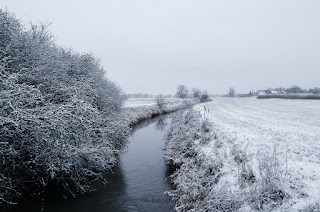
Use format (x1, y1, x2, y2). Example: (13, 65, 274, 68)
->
(5, 116, 175, 212)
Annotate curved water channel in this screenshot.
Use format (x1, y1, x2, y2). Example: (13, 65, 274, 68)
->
(7, 115, 175, 212)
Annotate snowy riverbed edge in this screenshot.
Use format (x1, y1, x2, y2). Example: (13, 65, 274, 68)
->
(164, 106, 315, 212)
(123, 99, 200, 126)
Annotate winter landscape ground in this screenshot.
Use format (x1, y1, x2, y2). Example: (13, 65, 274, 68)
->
(1, 2, 320, 211)
(165, 97, 320, 211)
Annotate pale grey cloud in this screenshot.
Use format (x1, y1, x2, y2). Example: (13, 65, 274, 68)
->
(1, 0, 320, 94)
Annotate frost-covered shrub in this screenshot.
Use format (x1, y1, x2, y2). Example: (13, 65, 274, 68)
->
(155, 95, 166, 112)
(164, 107, 213, 168)
(165, 109, 237, 211)
(164, 109, 202, 168)
(0, 9, 129, 204)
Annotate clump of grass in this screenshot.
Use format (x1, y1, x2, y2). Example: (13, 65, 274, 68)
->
(200, 106, 213, 145)
(231, 146, 256, 187)
(248, 144, 289, 210)
(203, 184, 243, 212)
(302, 201, 320, 212)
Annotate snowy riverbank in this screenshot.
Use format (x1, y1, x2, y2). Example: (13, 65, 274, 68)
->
(124, 99, 199, 126)
(165, 98, 320, 211)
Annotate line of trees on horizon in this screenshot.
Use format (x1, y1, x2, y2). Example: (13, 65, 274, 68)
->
(124, 85, 211, 102)
(256, 85, 320, 94)
(176, 85, 210, 102)
(126, 84, 320, 100)
(225, 85, 320, 98)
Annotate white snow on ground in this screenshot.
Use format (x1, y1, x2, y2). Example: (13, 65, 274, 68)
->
(195, 97, 320, 210)
(124, 98, 183, 108)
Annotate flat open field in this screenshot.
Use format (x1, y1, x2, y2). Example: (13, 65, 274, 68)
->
(195, 97, 320, 210)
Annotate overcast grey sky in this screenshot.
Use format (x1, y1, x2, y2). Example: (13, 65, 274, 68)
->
(1, 0, 320, 94)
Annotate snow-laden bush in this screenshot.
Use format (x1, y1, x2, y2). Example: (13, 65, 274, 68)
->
(0, 9, 129, 204)
(155, 95, 167, 113)
(164, 109, 202, 168)
(164, 109, 232, 211)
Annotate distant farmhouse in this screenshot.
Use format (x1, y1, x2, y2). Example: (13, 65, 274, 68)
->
(257, 90, 271, 95)
(257, 89, 285, 96)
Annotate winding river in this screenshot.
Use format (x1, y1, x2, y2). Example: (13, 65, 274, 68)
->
(7, 115, 175, 212)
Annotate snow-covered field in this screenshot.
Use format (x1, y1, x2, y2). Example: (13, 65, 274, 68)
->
(124, 98, 183, 108)
(194, 97, 320, 210)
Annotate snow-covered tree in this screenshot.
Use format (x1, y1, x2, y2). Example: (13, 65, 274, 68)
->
(0, 9, 129, 204)
(176, 85, 189, 98)
(200, 90, 209, 102)
(192, 88, 201, 98)
(228, 87, 236, 97)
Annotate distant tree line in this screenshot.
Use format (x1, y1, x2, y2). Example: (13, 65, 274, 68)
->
(175, 85, 210, 102)
(0, 9, 129, 204)
(226, 85, 320, 98)
(125, 86, 211, 103)
(285, 85, 320, 94)
(257, 94, 320, 100)
(260, 85, 320, 95)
